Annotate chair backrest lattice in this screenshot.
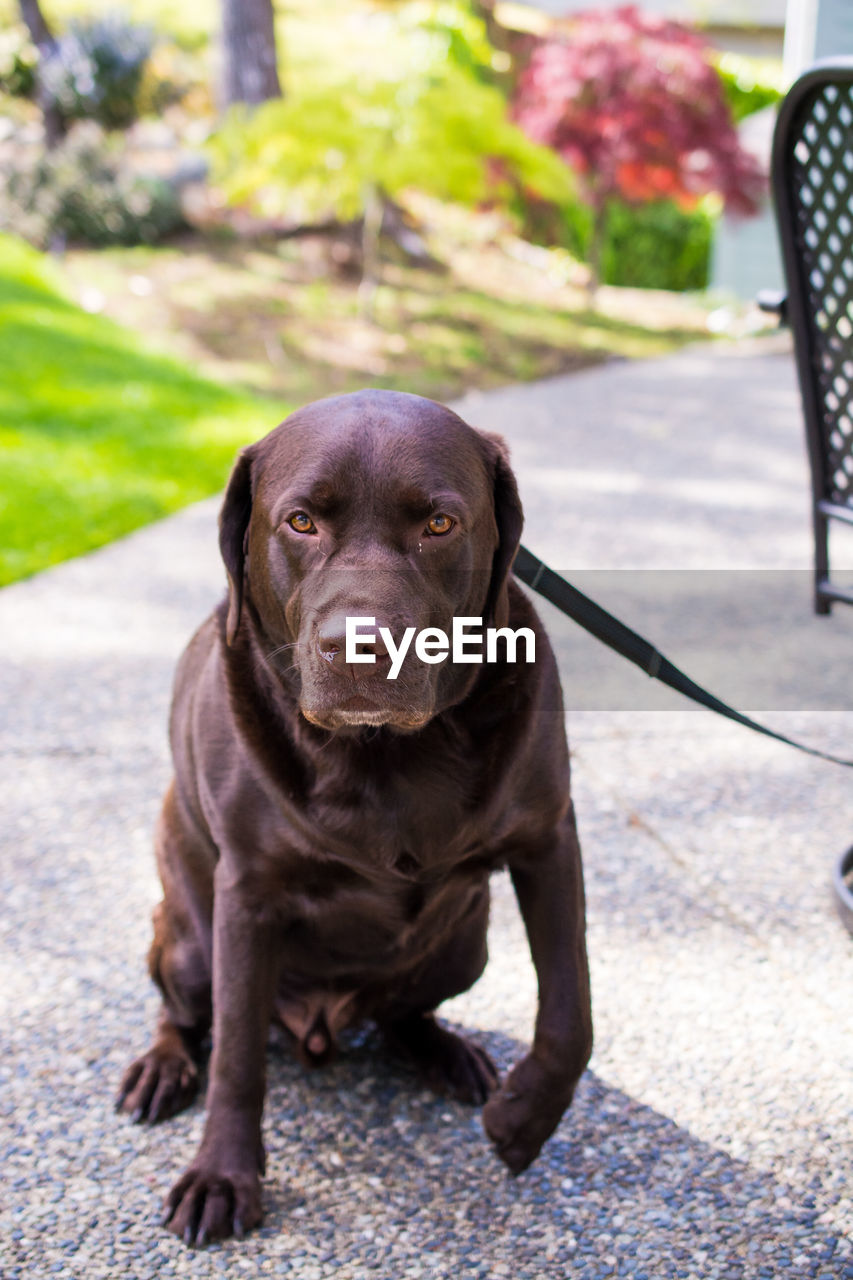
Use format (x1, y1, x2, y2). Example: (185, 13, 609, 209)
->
(772, 60, 853, 610)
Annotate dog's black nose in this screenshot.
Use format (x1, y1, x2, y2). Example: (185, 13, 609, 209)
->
(317, 613, 389, 669)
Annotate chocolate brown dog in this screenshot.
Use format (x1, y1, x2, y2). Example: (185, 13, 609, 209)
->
(117, 389, 592, 1245)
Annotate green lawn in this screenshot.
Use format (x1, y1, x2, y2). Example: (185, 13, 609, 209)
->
(0, 234, 275, 585)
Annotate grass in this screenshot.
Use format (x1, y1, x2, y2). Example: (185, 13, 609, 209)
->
(0, 234, 273, 585)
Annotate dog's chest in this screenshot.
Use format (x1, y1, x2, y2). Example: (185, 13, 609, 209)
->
(306, 746, 479, 864)
(272, 749, 495, 978)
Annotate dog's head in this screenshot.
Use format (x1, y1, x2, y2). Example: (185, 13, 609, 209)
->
(219, 389, 523, 732)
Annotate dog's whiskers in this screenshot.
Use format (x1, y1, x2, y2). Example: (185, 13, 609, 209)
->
(266, 641, 301, 663)
(263, 642, 304, 679)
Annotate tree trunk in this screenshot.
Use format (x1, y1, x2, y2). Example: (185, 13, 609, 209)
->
(18, 0, 54, 48)
(221, 0, 282, 108)
(586, 194, 610, 301)
(17, 0, 66, 148)
(471, 1, 508, 64)
(357, 183, 384, 320)
(587, 210, 604, 298)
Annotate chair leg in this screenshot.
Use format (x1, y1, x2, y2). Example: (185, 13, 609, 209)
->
(814, 508, 831, 614)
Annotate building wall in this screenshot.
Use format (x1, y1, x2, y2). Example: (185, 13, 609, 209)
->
(814, 1, 853, 58)
(713, 0, 853, 301)
(516, 0, 786, 21)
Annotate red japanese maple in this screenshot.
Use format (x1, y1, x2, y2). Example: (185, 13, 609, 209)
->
(513, 6, 765, 283)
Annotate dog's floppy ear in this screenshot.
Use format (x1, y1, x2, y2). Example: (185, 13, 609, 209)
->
(481, 431, 524, 629)
(218, 446, 256, 646)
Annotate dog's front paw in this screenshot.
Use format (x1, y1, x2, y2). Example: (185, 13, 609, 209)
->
(162, 1165, 262, 1246)
(482, 1052, 574, 1175)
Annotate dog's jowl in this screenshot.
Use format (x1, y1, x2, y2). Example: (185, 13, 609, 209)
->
(117, 389, 593, 1246)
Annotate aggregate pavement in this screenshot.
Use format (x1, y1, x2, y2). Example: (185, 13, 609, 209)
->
(2, 340, 851, 1278)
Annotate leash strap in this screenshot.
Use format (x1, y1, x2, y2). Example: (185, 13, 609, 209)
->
(513, 544, 853, 769)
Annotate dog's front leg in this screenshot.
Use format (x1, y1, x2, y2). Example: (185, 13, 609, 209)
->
(163, 870, 278, 1246)
(483, 804, 593, 1174)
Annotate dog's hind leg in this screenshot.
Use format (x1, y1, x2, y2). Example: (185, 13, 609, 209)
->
(117, 788, 213, 1124)
(117, 901, 212, 1123)
(379, 885, 499, 1105)
(383, 1011, 499, 1105)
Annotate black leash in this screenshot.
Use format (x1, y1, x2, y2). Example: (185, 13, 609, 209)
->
(513, 544, 853, 769)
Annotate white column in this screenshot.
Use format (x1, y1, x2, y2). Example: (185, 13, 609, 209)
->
(783, 0, 819, 82)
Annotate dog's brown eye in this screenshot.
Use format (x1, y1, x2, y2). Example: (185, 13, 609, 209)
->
(426, 514, 454, 536)
(288, 512, 317, 534)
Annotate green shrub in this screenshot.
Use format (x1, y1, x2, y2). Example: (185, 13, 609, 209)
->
(0, 125, 186, 248)
(600, 199, 714, 292)
(40, 14, 154, 130)
(209, 0, 573, 228)
(525, 194, 713, 292)
(0, 26, 39, 99)
(714, 51, 784, 123)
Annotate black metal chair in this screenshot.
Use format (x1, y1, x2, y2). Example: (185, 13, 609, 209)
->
(763, 59, 853, 933)
(765, 57, 853, 615)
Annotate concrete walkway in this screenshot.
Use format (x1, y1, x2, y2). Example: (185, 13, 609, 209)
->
(2, 341, 851, 1279)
